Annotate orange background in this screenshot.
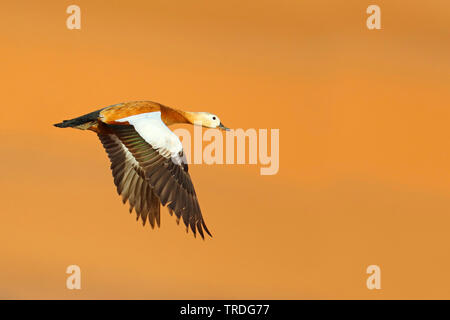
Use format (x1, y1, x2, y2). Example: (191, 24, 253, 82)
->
(0, 0, 449, 299)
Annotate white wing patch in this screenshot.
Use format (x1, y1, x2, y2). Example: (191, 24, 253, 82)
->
(116, 111, 183, 158)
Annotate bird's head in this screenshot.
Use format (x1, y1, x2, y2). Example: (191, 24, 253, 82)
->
(189, 112, 229, 131)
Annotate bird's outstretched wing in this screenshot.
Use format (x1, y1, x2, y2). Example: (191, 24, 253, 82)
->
(98, 112, 211, 238)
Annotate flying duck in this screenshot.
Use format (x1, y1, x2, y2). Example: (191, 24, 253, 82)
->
(54, 101, 229, 239)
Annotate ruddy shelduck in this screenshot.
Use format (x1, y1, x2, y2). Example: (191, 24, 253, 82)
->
(54, 101, 229, 239)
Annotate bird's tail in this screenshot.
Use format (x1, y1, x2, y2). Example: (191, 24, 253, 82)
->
(54, 109, 103, 129)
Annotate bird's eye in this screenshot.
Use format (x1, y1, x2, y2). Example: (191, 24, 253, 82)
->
(212, 116, 216, 120)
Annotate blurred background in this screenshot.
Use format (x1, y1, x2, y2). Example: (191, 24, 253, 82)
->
(0, 0, 449, 299)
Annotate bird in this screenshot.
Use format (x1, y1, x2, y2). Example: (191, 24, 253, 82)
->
(54, 100, 229, 239)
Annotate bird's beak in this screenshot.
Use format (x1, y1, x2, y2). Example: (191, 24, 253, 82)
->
(218, 122, 230, 131)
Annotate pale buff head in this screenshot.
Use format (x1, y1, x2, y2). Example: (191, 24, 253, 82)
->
(185, 112, 229, 130)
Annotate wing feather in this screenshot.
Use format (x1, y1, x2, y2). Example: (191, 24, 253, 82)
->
(108, 122, 211, 238)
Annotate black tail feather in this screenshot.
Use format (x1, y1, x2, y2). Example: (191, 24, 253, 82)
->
(54, 120, 75, 128)
(53, 108, 103, 128)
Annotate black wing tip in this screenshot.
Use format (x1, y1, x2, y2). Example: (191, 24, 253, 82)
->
(175, 215, 212, 240)
(196, 220, 213, 240)
(202, 220, 213, 238)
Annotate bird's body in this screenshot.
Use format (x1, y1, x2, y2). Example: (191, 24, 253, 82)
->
(55, 101, 229, 239)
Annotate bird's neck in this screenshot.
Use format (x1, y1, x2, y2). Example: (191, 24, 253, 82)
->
(161, 107, 198, 126)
